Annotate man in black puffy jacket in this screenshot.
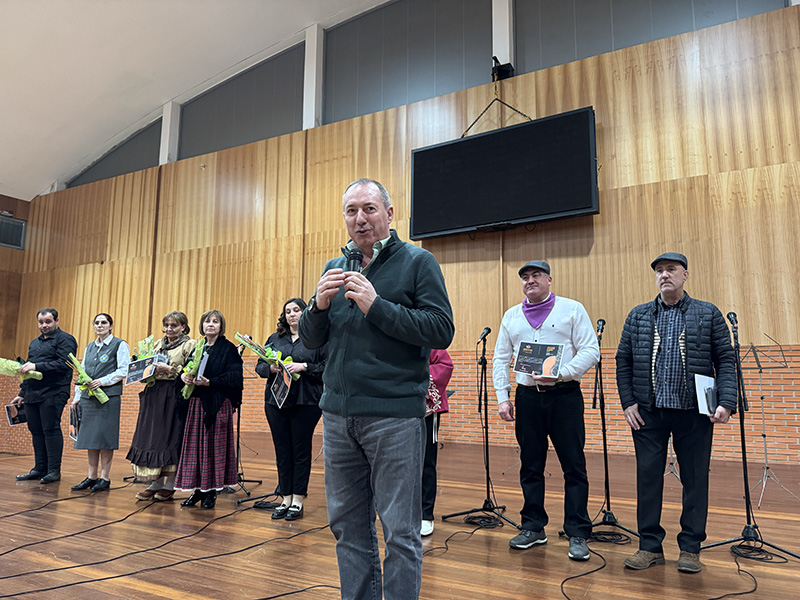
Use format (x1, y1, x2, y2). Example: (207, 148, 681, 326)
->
(616, 252, 735, 574)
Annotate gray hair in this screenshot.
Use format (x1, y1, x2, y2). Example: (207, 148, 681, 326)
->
(342, 178, 391, 209)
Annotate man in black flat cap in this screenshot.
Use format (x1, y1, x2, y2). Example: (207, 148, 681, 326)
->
(493, 260, 599, 561)
(616, 252, 736, 574)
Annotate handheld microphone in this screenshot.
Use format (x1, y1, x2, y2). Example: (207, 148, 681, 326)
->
(476, 326, 491, 344)
(345, 248, 363, 308)
(346, 248, 363, 273)
(596, 319, 606, 334)
(727, 312, 738, 327)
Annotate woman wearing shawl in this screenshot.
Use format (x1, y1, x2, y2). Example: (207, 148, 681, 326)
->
(126, 311, 196, 501)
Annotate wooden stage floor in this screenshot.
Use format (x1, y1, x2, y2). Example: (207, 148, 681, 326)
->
(1, 433, 799, 599)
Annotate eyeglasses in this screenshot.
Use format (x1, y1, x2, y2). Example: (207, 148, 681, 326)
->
(164, 323, 181, 329)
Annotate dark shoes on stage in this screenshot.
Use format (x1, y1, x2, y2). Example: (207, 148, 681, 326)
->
(91, 479, 110, 492)
(136, 488, 175, 501)
(181, 490, 204, 506)
(285, 505, 304, 521)
(272, 504, 303, 520)
(72, 477, 98, 491)
(568, 537, 590, 561)
(40, 470, 61, 484)
(181, 489, 216, 508)
(16, 469, 45, 481)
(16, 469, 61, 484)
(624, 549, 702, 573)
(624, 550, 666, 570)
(71, 478, 110, 492)
(202, 491, 217, 509)
(508, 528, 547, 549)
(676, 551, 703, 573)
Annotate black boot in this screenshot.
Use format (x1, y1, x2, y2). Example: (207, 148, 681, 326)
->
(16, 468, 46, 481)
(181, 489, 205, 507)
(39, 470, 61, 484)
(201, 490, 217, 509)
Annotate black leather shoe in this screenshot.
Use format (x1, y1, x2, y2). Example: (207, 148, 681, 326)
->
(16, 469, 46, 481)
(90, 479, 110, 492)
(181, 490, 205, 507)
(71, 477, 99, 491)
(271, 504, 289, 519)
(39, 470, 61, 484)
(201, 490, 217, 509)
(284, 505, 304, 521)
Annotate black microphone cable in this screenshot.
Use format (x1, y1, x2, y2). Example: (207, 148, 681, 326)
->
(0, 504, 254, 582)
(0, 493, 153, 559)
(0, 522, 332, 598)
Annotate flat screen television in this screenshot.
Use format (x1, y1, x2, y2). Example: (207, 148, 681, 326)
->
(410, 106, 599, 240)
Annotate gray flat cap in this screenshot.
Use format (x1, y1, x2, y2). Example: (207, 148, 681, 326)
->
(651, 252, 688, 270)
(518, 260, 551, 276)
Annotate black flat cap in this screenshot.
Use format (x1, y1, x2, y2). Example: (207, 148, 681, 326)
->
(651, 252, 688, 270)
(518, 260, 551, 276)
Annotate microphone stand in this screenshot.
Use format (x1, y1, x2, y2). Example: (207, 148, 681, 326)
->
(701, 316, 799, 559)
(590, 320, 638, 538)
(442, 331, 517, 527)
(233, 401, 263, 496)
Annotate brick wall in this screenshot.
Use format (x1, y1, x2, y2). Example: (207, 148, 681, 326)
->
(2, 346, 799, 464)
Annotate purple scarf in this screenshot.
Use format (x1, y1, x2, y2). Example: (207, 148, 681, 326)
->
(522, 293, 555, 329)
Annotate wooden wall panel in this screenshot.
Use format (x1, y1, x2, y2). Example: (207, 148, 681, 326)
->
(15, 267, 83, 357)
(13, 5, 800, 359)
(0, 246, 24, 356)
(157, 153, 218, 254)
(708, 163, 800, 345)
(422, 234, 503, 349)
(151, 131, 307, 346)
(106, 167, 159, 261)
(23, 179, 113, 273)
(702, 48, 800, 175)
(15, 169, 157, 356)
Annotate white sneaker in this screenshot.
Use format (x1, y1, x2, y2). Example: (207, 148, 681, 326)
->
(421, 520, 434, 536)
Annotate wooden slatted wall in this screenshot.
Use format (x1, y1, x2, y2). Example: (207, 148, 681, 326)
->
(10, 7, 800, 359)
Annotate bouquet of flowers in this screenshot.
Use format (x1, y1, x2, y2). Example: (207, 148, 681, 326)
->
(181, 338, 206, 399)
(135, 335, 155, 359)
(0, 357, 43, 381)
(234, 333, 300, 380)
(67, 353, 109, 404)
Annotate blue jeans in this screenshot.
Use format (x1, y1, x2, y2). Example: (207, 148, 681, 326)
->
(323, 412, 424, 600)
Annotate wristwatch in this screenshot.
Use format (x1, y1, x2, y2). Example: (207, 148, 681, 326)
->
(308, 295, 325, 314)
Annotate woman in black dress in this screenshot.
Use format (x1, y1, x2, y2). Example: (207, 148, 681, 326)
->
(126, 311, 196, 501)
(175, 310, 243, 509)
(256, 298, 326, 520)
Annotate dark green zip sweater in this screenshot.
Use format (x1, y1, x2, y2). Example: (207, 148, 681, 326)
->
(299, 230, 454, 418)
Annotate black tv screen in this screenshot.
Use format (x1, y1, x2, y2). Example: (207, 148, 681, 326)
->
(410, 106, 599, 240)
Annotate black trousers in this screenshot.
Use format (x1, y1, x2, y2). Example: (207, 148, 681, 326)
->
(25, 396, 68, 472)
(421, 413, 440, 520)
(265, 403, 322, 497)
(515, 382, 591, 538)
(632, 406, 714, 554)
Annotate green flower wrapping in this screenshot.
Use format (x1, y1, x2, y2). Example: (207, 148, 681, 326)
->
(234, 332, 300, 380)
(0, 357, 43, 381)
(67, 353, 109, 404)
(136, 335, 155, 359)
(181, 338, 206, 399)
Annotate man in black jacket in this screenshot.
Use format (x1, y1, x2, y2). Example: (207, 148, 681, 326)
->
(12, 308, 77, 484)
(616, 252, 735, 574)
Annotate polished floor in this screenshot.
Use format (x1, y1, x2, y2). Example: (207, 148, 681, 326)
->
(1, 433, 799, 599)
